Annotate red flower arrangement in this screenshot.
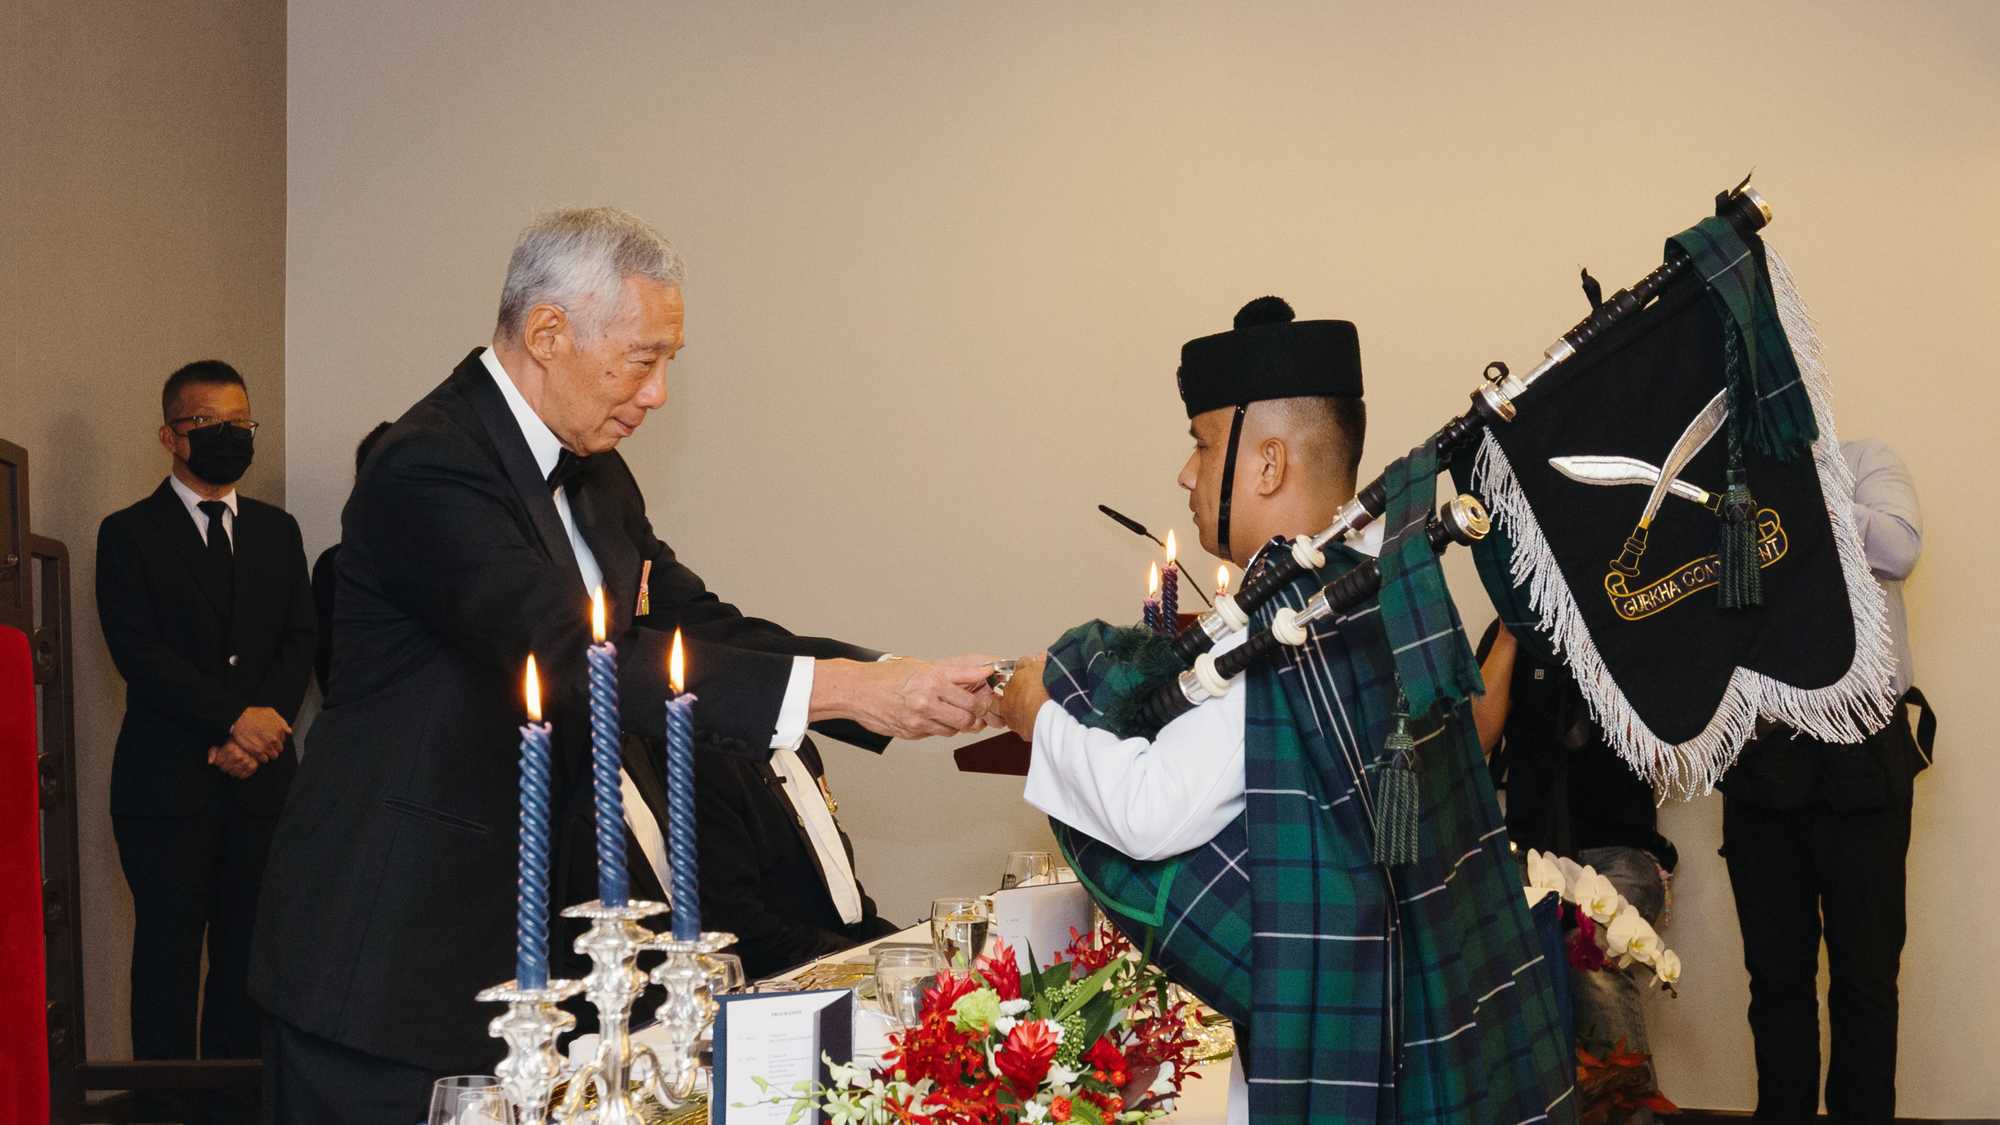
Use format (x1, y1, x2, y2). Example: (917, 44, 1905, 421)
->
(768, 925, 1210, 1123)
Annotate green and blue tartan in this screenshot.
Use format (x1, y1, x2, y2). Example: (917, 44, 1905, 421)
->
(1377, 440, 1484, 716)
(1667, 217, 1817, 460)
(1048, 453, 1573, 1122)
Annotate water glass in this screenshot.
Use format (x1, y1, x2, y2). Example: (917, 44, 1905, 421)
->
(1000, 850, 1055, 890)
(428, 1075, 510, 1125)
(702, 951, 746, 997)
(929, 896, 992, 969)
(872, 946, 941, 1028)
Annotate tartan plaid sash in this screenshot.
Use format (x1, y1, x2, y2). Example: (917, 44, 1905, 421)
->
(1051, 535, 1574, 1121)
(1668, 217, 1817, 460)
(1377, 439, 1484, 717)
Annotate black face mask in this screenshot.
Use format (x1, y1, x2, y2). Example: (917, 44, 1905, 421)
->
(184, 423, 255, 486)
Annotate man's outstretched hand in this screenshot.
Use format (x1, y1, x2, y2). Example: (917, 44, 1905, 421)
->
(812, 654, 1003, 741)
(994, 654, 1049, 739)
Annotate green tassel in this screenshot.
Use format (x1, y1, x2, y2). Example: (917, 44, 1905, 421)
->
(1718, 466, 1763, 609)
(1373, 707, 1421, 867)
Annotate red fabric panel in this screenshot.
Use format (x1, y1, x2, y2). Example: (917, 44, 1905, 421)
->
(0, 625, 49, 1123)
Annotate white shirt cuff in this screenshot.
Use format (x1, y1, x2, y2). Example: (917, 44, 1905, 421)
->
(771, 655, 814, 750)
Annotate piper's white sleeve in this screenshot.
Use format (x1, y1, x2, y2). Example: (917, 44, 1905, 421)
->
(1021, 676, 1246, 862)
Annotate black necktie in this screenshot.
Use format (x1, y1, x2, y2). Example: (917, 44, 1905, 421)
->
(198, 500, 233, 562)
(546, 450, 586, 491)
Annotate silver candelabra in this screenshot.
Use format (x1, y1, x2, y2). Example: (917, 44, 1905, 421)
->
(480, 899, 738, 1124)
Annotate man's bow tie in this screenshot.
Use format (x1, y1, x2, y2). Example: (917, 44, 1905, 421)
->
(546, 449, 587, 491)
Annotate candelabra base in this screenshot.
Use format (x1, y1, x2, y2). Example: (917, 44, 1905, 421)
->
(477, 978, 585, 1125)
(644, 930, 739, 1105)
(557, 901, 670, 1125)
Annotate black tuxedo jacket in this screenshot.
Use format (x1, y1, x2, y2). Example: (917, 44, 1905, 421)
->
(251, 350, 889, 1070)
(688, 735, 898, 978)
(95, 481, 315, 817)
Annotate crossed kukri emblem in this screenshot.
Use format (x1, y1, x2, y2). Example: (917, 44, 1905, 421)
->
(1549, 388, 1728, 583)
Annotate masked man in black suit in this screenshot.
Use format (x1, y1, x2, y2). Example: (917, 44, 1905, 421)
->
(96, 360, 316, 1119)
(250, 207, 996, 1124)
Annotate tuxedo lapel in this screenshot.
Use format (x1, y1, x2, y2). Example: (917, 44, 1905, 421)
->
(451, 351, 587, 594)
(143, 481, 231, 622)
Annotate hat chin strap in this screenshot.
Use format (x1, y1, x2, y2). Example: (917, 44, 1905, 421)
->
(1214, 404, 1249, 560)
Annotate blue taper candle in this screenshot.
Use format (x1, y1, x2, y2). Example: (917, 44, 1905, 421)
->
(664, 629, 700, 940)
(516, 656, 552, 989)
(586, 587, 629, 907)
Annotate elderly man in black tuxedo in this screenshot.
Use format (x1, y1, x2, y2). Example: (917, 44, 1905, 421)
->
(96, 360, 315, 1120)
(250, 207, 994, 1123)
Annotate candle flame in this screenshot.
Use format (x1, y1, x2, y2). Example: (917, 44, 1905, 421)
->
(591, 585, 607, 643)
(1148, 561, 1161, 597)
(669, 629, 686, 694)
(1217, 564, 1231, 597)
(524, 655, 543, 722)
(1166, 529, 1177, 564)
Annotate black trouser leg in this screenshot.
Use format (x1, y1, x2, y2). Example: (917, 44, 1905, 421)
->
(115, 811, 223, 1061)
(1817, 792, 1911, 1124)
(262, 1015, 442, 1125)
(201, 807, 278, 1123)
(202, 807, 278, 1059)
(1722, 797, 1823, 1122)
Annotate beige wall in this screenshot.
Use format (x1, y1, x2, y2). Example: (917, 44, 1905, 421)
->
(285, 2, 1999, 1115)
(0, 0, 288, 1059)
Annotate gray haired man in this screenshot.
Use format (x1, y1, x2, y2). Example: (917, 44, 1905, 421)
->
(250, 208, 993, 1122)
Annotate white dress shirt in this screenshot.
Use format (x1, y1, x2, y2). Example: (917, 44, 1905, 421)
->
(168, 473, 238, 549)
(1023, 627, 1249, 860)
(480, 347, 816, 903)
(1842, 439, 1921, 696)
(1023, 530, 1379, 1125)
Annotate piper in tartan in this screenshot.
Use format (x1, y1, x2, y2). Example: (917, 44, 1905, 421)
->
(996, 298, 1575, 1124)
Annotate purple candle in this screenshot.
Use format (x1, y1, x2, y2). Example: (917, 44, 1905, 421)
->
(1161, 531, 1180, 628)
(587, 587, 629, 907)
(665, 630, 700, 940)
(516, 656, 552, 989)
(1144, 563, 1163, 635)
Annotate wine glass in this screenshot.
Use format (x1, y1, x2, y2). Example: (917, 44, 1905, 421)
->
(428, 1075, 509, 1125)
(702, 951, 746, 997)
(929, 896, 992, 969)
(1000, 850, 1055, 890)
(872, 946, 941, 1028)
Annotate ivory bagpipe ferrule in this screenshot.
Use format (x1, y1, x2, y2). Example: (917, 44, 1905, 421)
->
(1145, 495, 1491, 732)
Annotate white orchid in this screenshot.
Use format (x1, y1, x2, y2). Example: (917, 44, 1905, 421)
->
(1525, 850, 1567, 901)
(1604, 904, 1646, 964)
(1655, 948, 1682, 986)
(1626, 916, 1663, 967)
(1554, 854, 1588, 895)
(1576, 870, 1623, 925)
